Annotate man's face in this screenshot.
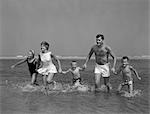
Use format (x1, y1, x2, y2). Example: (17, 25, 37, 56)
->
(96, 37, 103, 46)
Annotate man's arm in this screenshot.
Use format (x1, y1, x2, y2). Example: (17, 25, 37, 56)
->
(11, 58, 27, 68)
(83, 46, 94, 68)
(106, 46, 117, 72)
(130, 66, 141, 80)
(51, 54, 62, 72)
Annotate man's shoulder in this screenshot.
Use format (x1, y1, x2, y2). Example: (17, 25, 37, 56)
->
(104, 45, 111, 51)
(91, 45, 98, 50)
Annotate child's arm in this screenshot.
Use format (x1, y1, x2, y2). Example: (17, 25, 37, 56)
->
(61, 69, 71, 74)
(35, 54, 42, 69)
(11, 58, 27, 68)
(130, 66, 141, 80)
(51, 54, 62, 73)
(78, 66, 85, 71)
(114, 66, 122, 75)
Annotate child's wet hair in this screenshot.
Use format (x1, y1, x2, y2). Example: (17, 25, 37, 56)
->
(41, 41, 49, 50)
(96, 34, 104, 40)
(29, 50, 35, 56)
(71, 61, 77, 65)
(122, 56, 129, 61)
(72, 60, 77, 63)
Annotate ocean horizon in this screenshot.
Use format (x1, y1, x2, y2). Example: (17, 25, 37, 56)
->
(0, 55, 150, 60)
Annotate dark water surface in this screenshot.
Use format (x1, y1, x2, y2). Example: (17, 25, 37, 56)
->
(0, 59, 149, 114)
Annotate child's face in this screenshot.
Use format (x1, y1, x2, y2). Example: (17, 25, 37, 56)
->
(122, 59, 129, 67)
(71, 62, 77, 69)
(28, 51, 34, 58)
(96, 37, 103, 46)
(41, 45, 47, 52)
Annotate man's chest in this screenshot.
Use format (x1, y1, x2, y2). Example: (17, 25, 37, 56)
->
(94, 47, 108, 56)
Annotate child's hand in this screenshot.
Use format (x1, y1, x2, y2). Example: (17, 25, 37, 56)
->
(61, 71, 66, 74)
(111, 67, 116, 74)
(113, 71, 117, 75)
(138, 77, 141, 80)
(83, 64, 87, 69)
(11, 65, 15, 69)
(58, 68, 62, 73)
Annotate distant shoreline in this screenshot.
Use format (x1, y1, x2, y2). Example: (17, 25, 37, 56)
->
(0, 56, 149, 60)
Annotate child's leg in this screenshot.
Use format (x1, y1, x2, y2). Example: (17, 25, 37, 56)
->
(31, 73, 37, 85)
(47, 73, 55, 84)
(43, 75, 47, 86)
(117, 83, 123, 92)
(129, 82, 133, 95)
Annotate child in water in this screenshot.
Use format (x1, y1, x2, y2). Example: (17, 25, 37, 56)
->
(114, 56, 141, 95)
(37, 41, 62, 89)
(61, 61, 85, 89)
(11, 50, 39, 85)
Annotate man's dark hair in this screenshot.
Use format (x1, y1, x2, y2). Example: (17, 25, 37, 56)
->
(41, 41, 49, 50)
(122, 56, 129, 60)
(96, 34, 104, 40)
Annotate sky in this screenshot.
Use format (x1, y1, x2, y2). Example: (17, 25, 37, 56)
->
(0, 0, 149, 57)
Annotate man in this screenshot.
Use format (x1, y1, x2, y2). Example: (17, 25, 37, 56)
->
(83, 34, 116, 92)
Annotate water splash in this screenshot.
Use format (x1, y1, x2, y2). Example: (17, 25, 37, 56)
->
(119, 90, 142, 98)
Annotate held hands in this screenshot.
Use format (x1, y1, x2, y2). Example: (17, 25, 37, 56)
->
(111, 67, 116, 74)
(83, 64, 87, 69)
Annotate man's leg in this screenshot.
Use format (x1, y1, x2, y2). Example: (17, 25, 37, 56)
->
(104, 77, 110, 92)
(95, 73, 101, 90)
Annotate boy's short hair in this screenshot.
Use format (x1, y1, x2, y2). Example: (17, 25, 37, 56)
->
(122, 56, 129, 60)
(96, 34, 104, 40)
(41, 41, 49, 50)
(71, 60, 77, 63)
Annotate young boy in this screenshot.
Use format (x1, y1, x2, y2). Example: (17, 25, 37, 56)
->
(61, 61, 85, 88)
(114, 56, 141, 95)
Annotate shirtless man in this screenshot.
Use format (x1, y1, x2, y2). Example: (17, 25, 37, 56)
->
(83, 34, 116, 92)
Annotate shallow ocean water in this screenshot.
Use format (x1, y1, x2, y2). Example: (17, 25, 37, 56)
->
(0, 59, 149, 114)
